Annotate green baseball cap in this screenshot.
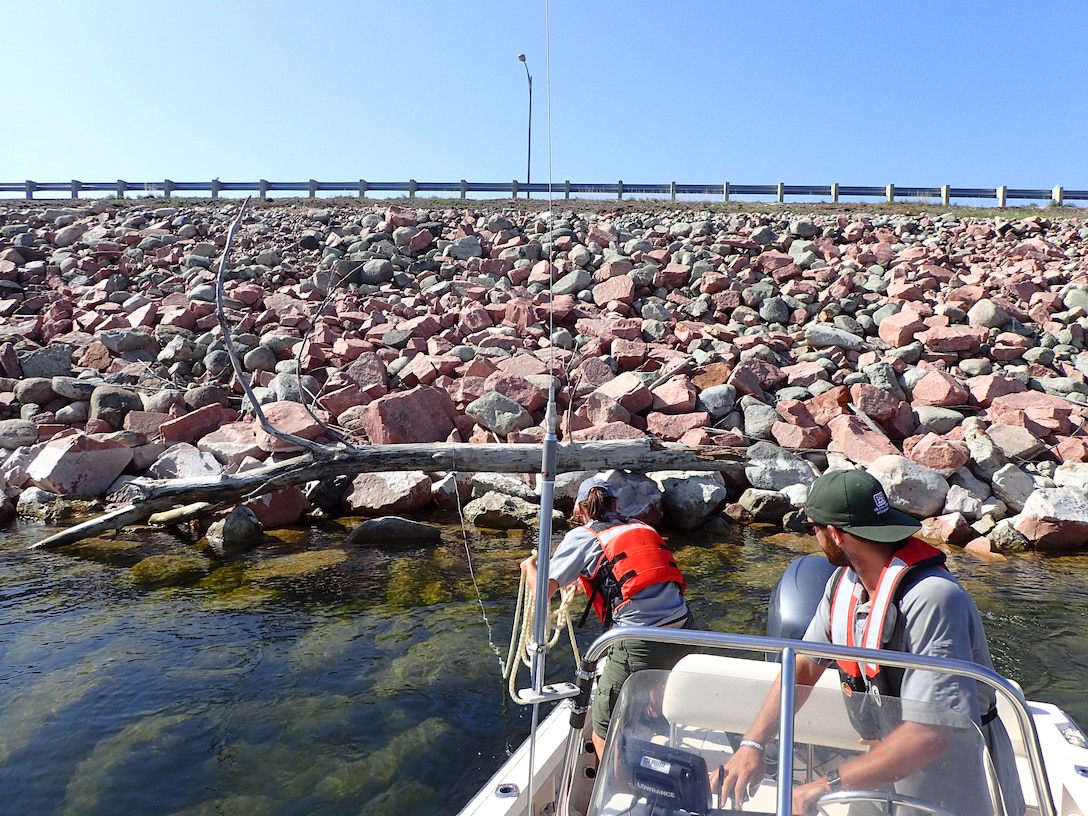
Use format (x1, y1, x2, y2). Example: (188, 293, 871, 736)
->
(804, 469, 922, 543)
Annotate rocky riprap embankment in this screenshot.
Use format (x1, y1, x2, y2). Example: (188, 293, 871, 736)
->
(0, 198, 1086, 555)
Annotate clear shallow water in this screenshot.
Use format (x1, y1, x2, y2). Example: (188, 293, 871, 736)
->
(1, 519, 1086, 816)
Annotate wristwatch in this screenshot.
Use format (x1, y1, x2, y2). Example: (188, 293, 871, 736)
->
(826, 769, 844, 792)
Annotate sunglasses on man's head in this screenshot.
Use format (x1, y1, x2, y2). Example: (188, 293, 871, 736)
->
(802, 521, 821, 536)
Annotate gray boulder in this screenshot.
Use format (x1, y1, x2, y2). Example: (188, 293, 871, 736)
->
(346, 516, 442, 548)
(744, 442, 820, 491)
(465, 392, 534, 436)
(463, 491, 560, 530)
(0, 419, 38, 450)
(648, 470, 728, 531)
(18, 345, 73, 378)
(735, 488, 792, 524)
(1011, 488, 1088, 551)
(867, 455, 949, 518)
(697, 384, 737, 420)
(88, 385, 144, 430)
(991, 464, 1036, 513)
(206, 505, 265, 557)
(740, 396, 779, 440)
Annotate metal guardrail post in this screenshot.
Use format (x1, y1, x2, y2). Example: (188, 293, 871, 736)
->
(670, 181, 676, 201)
(941, 185, 950, 206)
(71, 180, 80, 199)
(512, 180, 519, 199)
(777, 182, 784, 203)
(211, 179, 221, 199)
(117, 180, 127, 198)
(259, 180, 269, 200)
(998, 185, 1007, 207)
(723, 181, 729, 202)
(25, 180, 35, 200)
(308, 179, 317, 198)
(359, 179, 368, 198)
(164, 179, 174, 198)
(408, 179, 417, 199)
(832, 182, 839, 203)
(617, 180, 623, 200)
(460, 180, 467, 200)
(564, 180, 571, 199)
(1053, 185, 1064, 206)
(886, 184, 895, 203)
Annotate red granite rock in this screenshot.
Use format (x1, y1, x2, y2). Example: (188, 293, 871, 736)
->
(344, 471, 433, 514)
(483, 371, 546, 413)
(827, 415, 900, 465)
(849, 383, 904, 422)
(917, 325, 989, 353)
(645, 411, 710, 441)
(592, 275, 635, 307)
(805, 386, 851, 426)
(728, 359, 785, 397)
(197, 422, 265, 467)
(26, 432, 134, 497)
(578, 392, 631, 425)
(650, 375, 697, 415)
(910, 369, 970, 407)
(397, 353, 439, 387)
(245, 485, 311, 527)
(161, 404, 231, 446)
(123, 410, 173, 439)
(985, 392, 1076, 436)
(771, 421, 830, 449)
(593, 372, 654, 414)
(361, 385, 458, 444)
(1055, 436, 1088, 462)
(571, 420, 647, 441)
(966, 375, 1028, 407)
(878, 308, 926, 347)
(903, 432, 969, 475)
(780, 361, 829, 388)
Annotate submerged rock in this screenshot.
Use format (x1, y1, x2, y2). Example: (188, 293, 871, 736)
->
(345, 516, 441, 548)
(205, 505, 265, 557)
(131, 554, 213, 587)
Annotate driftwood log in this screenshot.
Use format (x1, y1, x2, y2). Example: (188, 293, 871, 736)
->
(28, 439, 749, 550)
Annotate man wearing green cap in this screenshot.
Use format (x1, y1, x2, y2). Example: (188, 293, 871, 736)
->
(717, 468, 1024, 816)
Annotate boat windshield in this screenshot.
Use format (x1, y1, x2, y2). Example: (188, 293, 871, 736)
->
(587, 657, 1024, 816)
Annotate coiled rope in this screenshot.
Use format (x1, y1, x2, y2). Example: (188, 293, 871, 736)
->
(502, 551, 582, 704)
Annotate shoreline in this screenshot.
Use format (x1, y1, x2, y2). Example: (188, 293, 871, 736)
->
(0, 198, 1085, 556)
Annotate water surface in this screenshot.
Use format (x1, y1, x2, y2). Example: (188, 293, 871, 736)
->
(1, 518, 1085, 815)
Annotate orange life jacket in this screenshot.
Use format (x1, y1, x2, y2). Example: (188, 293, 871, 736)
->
(578, 520, 686, 627)
(830, 536, 947, 685)
(828, 537, 947, 740)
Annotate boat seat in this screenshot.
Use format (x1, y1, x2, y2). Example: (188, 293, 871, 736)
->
(662, 653, 866, 752)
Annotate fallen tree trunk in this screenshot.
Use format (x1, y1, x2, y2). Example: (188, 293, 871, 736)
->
(29, 438, 749, 550)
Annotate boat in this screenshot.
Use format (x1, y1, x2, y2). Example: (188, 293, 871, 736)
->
(458, 554, 1088, 816)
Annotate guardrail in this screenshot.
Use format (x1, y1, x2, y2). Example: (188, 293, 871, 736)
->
(0, 179, 1085, 206)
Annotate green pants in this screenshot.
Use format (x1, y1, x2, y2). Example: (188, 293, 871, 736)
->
(591, 615, 697, 739)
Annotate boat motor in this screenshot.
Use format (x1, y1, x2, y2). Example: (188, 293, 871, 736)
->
(766, 555, 836, 645)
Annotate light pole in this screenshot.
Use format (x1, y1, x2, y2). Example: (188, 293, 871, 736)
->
(518, 53, 532, 198)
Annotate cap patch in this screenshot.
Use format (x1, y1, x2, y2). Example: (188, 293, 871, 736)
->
(872, 491, 890, 515)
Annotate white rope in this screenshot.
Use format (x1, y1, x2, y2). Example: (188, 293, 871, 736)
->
(451, 471, 505, 672)
(502, 553, 582, 704)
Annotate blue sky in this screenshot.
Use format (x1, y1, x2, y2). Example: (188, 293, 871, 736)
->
(3, 0, 1086, 196)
